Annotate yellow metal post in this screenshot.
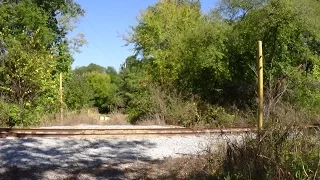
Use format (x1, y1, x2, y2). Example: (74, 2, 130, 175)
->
(258, 41, 263, 131)
(60, 72, 63, 121)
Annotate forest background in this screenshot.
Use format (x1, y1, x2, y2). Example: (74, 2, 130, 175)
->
(0, 0, 320, 128)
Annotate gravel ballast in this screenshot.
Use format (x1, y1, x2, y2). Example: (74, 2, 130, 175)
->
(0, 125, 243, 179)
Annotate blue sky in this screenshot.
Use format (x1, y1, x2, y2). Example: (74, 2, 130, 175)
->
(71, 0, 218, 70)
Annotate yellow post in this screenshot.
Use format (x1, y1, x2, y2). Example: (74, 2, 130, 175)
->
(258, 41, 263, 131)
(60, 72, 63, 121)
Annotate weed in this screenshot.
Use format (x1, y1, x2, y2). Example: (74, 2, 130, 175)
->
(39, 108, 129, 127)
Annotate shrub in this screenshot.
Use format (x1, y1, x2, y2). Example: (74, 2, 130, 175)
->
(0, 99, 9, 127)
(219, 127, 319, 179)
(126, 86, 241, 127)
(0, 100, 43, 127)
(203, 86, 320, 179)
(197, 103, 235, 127)
(126, 86, 199, 126)
(126, 89, 155, 123)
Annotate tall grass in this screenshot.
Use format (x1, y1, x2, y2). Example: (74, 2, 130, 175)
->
(129, 86, 246, 127)
(135, 105, 320, 180)
(39, 108, 129, 127)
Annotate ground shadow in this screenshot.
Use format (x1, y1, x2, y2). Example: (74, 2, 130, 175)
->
(0, 137, 158, 179)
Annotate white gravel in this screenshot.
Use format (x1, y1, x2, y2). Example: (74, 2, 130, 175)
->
(0, 125, 245, 179)
(0, 135, 241, 168)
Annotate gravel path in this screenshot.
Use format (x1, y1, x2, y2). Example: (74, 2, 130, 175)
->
(0, 125, 244, 179)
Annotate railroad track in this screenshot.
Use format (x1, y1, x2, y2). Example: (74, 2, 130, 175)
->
(0, 127, 254, 138)
(1, 124, 318, 138)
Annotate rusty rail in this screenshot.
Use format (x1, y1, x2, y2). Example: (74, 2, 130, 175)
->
(1, 124, 318, 138)
(0, 127, 254, 138)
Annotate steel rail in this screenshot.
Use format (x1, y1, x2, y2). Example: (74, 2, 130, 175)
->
(0, 124, 318, 138)
(0, 127, 253, 138)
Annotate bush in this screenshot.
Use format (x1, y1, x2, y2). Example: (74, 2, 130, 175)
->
(126, 86, 241, 127)
(64, 74, 94, 111)
(217, 127, 320, 179)
(0, 99, 10, 127)
(0, 100, 42, 127)
(126, 86, 198, 126)
(126, 90, 155, 123)
(211, 102, 320, 179)
(197, 103, 235, 127)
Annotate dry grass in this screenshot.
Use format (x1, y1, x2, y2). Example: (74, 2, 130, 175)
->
(39, 108, 129, 127)
(122, 151, 225, 180)
(106, 112, 130, 125)
(136, 113, 167, 126)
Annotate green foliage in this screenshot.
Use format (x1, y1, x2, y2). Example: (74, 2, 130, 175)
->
(128, 0, 229, 102)
(119, 56, 151, 122)
(215, 125, 320, 179)
(0, 99, 10, 127)
(87, 72, 113, 111)
(0, 99, 43, 127)
(106, 66, 122, 85)
(0, 25, 56, 126)
(126, 89, 154, 123)
(1, 36, 56, 101)
(74, 63, 106, 75)
(219, 0, 320, 107)
(64, 73, 94, 111)
(124, 0, 320, 125)
(65, 64, 123, 113)
(126, 86, 200, 126)
(0, 0, 84, 126)
(198, 104, 235, 127)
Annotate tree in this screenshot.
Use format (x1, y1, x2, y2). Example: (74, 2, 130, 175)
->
(0, 0, 85, 126)
(218, 0, 320, 110)
(64, 73, 94, 111)
(119, 56, 154, 122)
(86, 72, 113, 113)
(106, 66, 121, 84)
(65, 64, 123, 113)
(125, 0, 320, 124)
(127, 0, 229, 102)
(74, 63, 106, 75)
(0, 1, 57, 125)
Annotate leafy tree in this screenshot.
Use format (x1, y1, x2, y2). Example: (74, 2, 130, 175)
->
(106, 66, 121, 84)
(0, 1, 57, 125)
(86, 72, 113, 113)
(125, 0, 320, 125)
(65, 64, 123, 113)
(0, 0, 85, 126)
(2, 0, 85, 74)
(127, 0, 229, 103)
(74, 63, 106, 75)
(218, 0, 320, 109)
(64, 73, 94, 111)
(119, 56, 152, 121)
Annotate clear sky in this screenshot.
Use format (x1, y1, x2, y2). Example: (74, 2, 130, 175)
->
(71, 0, 218, 71)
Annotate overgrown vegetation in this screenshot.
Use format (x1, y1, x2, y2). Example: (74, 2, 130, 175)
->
(116, 106, 319, 180)
(159, 124, 320, 180)
(121, 0, 320, 127)
(1, 0, 320, 129)
(218, 129, 320, 179)
(0, 0, 85, 126)
(1, 0, 320, 179)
